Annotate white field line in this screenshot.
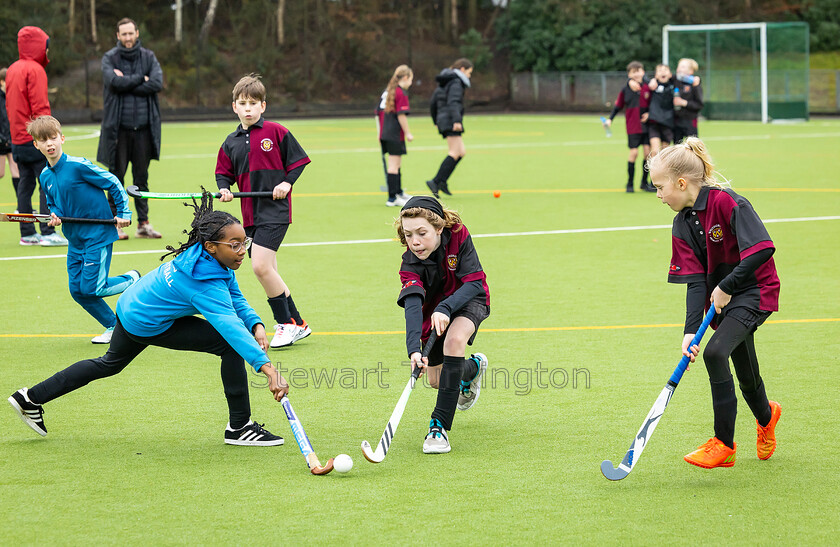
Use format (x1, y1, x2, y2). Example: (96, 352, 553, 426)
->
(157, 130, 840, 160)
(64, 130, 101, 141)
(2, 216, 838, 262)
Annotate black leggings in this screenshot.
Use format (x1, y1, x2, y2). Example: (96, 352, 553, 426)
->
(28, 316, 252, 428)
(703, 314, 772, 447)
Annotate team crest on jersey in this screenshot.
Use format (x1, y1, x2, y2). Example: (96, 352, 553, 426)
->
(402, 279, 420, 290)
(447, 254, 458, 271)
(709, 224, 724, 243)
(260, 138, 274, 152)
(670, 264, 681, 273)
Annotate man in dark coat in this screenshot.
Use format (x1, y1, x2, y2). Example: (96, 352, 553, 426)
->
(96, 17, 163, 239)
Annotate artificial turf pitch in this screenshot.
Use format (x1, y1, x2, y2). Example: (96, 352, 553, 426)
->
(1, 115, 838, 543)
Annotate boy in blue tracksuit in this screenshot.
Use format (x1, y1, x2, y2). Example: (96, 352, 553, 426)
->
(9, 191, 289, 446)
(29, 115, 138, 344)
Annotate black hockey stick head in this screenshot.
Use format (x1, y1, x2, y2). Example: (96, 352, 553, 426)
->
(126, 185, 142, 198)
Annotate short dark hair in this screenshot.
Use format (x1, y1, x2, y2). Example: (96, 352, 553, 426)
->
(626, 61, 644, 73)
(451, 58, 473, 71)
(232, 74, 266, 102)
(0, 67, 7, 82)
(117, 18, 138, 32)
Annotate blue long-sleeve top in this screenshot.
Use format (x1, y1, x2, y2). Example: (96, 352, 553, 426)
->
(116, 243, 270, 372)
(40, 153, 131, 251)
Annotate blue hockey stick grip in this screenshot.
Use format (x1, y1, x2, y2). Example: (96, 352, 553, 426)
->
(668, 306, 717, 385)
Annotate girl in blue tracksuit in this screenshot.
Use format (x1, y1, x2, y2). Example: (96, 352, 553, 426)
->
(9, 192, 289, 446)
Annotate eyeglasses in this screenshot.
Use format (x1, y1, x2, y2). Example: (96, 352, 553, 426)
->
(209, 237, 252, 253)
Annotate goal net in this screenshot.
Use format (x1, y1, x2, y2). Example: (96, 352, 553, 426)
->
(663, 22, 809, 122)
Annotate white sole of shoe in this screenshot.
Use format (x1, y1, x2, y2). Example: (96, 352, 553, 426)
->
(8, 396, 47, 437)
(422, 444, 452, 454)
(457, 354, 488, 411)
(224, 438, 284, 446)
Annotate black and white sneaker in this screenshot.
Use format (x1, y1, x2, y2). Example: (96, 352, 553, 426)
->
(224, 421, 284, 446)
(8, 388, 47, 436)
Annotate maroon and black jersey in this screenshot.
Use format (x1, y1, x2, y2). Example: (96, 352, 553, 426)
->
(609, 81, 645, 135)
(215, 117, 310, 227)
(668, 187, 780, 322)
(376, 86, 410, 142)
(397, 224, 489, 341)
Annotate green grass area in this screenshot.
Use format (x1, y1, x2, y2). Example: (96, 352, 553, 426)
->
(1, 115, 839, 543)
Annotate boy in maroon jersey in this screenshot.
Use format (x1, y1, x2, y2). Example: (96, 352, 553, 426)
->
(648, 137, 781, 470)
(606, 61, 654, 192)
(216, 74, 312, 349)
(395, 196, 490, 454)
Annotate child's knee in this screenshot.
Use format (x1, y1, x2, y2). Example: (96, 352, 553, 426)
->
(628, 149, 639, 161)
(442, 331, 469, 354)
(703, 343, 729, 369)
(250, 259, 273, 279)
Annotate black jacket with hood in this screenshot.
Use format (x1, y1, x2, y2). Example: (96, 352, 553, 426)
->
(430, 68, 470, 135)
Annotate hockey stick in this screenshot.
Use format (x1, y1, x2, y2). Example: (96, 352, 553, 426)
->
(280, 396, 334, 475)
(601, 305, 717, 481)
(1, 212, 121, 225)
(126, 185, 273, 200)
(361, 329, 439, 463)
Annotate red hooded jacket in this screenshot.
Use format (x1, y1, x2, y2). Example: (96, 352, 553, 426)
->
(5, 26, 51, 145)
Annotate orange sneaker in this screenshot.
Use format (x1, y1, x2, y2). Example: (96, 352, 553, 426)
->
(684, 437, 737, 469)
(757, 400, 781, 460)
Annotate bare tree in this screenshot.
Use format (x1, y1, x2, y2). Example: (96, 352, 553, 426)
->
(90, 0, 97, 44)
(175, 0, 183, 43)
(450, 0, 459, 42)
(277, 0, 286, 45)
(199, 0, 219, 44)
(69, 0, 76, 39)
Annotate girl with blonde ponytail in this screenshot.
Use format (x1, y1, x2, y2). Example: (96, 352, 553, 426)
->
(648, 138, 782, 470)
(376, 65, 414, 207)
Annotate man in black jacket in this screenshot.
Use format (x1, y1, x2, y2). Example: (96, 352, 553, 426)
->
(96, 17, 163, 239)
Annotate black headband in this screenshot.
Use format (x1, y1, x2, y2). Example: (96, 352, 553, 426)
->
(401, 196, 444, 220)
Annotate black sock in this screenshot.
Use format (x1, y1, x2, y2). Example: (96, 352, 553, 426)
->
(287, 294, 304, 325)
(461, 356, 478, 381)
(741, 379, 772, 427)
(433, 156, 458, 185)
(386, 173, 400, 200)
(641, 165, 649, 186)
(12, 177, 20, 194)
(267, 294, 292, 324)
(627, 161, 635, 186)
(710, 378, 737, 449)
(430, 355, 465, 431)
(396, 171, 403, 195)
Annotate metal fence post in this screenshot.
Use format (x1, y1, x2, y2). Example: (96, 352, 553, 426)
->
(532, 72, 539, 104)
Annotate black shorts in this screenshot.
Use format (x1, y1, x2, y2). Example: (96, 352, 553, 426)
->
(674, 124, 698, 144)
(0, 140, 11, 155)
(720, 306, 771, 334)
(627, 133, 647, 149)
(441, 130, 463, 138)
(245, 223, 289, 254)
(423, 297, 490, 367)
(648, 123, 674, 144)
(380, 140, 407, 156)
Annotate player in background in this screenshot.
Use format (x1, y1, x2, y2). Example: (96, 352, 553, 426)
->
(9, 191, 289, 446)
(648, 138, 781, 469)
(673, 58, 704, 143)
(216, 74, 312, 349)
(426, 58, 473, 199)
(647, 64, 677, 156)
(396, 196, 490, 454)
(0, 68, 21, 197)
(29, 115, 139, 344)
(606, 61, 654, 192)
(376, 65, 414, 207)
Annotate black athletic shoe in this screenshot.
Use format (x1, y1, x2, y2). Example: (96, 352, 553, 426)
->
(426, 180, 440, 198)
(641, 183, 657, 193)
(224, 421, 284, 446)
(8, 388, 47, 436)
(626, 183, 635, 193)
(439, 181, 452, 196)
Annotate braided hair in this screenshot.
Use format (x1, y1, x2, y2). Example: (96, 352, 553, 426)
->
(160, 189, 240, 261)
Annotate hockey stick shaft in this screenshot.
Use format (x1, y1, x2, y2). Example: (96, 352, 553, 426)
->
(362, 330, 438, 462)
(602, 306, 717, 480)
(1, 213, 120, 225)
(126, 185, 273, 200)
(281, 396, 331, 473)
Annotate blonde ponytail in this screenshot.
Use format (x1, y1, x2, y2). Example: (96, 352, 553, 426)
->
(385, 65, 413, 114)
(646, 138, 730, 189)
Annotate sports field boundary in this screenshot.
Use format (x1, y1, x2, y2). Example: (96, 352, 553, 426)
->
(2, 215, 838, 262)
(1, 317, 836, 339)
